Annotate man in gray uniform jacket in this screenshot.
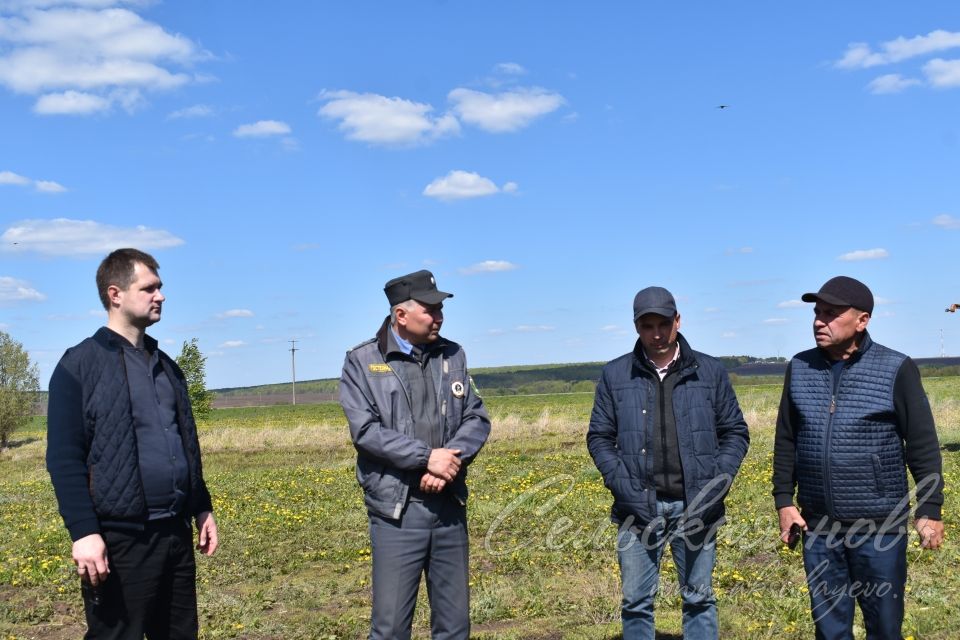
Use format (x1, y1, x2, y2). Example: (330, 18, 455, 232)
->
(340, 270, 491, 640)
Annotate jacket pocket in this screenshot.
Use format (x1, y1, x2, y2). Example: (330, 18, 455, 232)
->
(871, 454, 885, 496)
(357, 458, 384, 492)
(612, 382, 648, 431)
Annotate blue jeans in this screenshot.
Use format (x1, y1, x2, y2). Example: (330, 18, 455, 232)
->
(802, 529, 907, 640)
(616, 498, 718, 640)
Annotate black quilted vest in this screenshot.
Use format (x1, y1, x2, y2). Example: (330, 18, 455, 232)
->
(74, 329, 210, 524)
(790, 334, 909, 522)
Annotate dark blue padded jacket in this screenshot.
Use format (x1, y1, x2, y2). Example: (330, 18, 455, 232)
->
(587, 333, 750, 526)
(46, 327, 213, 541)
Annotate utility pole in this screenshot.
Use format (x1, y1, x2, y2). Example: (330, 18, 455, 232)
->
(940, 329, 945, 358)
(289, 339, 298, 405)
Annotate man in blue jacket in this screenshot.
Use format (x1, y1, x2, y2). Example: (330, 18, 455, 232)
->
(773, 276, 944, 639)
(587, 286, 749, 640)
(47, 248, 218, 639)
(340, 270, 490, 640)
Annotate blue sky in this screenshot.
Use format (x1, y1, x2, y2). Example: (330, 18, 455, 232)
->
(2, 1, 959, 389)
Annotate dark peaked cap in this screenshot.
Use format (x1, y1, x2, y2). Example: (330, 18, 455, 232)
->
(801, 276, 874, 315)
(384, 270, 453, 306)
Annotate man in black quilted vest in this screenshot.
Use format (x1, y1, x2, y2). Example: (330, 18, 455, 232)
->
(773, 276, 944, 640)
(47, 248, 218, 639)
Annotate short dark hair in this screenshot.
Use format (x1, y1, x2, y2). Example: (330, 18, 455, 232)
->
(96, 248, 160, 310)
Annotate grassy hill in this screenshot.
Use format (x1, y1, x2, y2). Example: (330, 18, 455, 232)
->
(210, 357, 790, 406)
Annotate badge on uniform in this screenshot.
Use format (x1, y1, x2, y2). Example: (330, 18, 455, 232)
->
(451, 381, 465, 398)
(368, 363, 392, 374)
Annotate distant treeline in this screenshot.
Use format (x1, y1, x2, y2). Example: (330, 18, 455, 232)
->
(207, 357, 795, 403)
(471, 363, 604, 396)
(27, 357, 960, 413)
(31, 356, 960, 407)
(214, 379, 339, 398)
(919, 365, 960, 377)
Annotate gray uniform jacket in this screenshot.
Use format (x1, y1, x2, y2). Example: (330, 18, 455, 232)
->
(340, 318, 491, 519)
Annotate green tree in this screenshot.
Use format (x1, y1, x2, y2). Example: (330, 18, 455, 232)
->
(0, 331, 40, 448)
(175, 338, 214, 420)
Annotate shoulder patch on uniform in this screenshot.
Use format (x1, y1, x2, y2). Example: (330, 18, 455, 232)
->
(368, 363, 392, 374)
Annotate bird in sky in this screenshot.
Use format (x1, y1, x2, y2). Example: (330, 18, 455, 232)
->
(717, 105, 730, 109)
(946, 303, 960, 313)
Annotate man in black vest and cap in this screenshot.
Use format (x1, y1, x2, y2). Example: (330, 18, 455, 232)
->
(773, 275, 944, 639)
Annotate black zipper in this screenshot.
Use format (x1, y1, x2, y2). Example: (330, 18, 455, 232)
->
(822, 364, 844, 517)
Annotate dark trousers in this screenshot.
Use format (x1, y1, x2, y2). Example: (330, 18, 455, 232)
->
(802, 529, 907, 640)
(368, 496, 470, 640)
(84, 518, 198, 640)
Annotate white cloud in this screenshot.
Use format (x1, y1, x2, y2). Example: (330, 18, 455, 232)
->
(777, 299, 805, 309)
(495, 62, 526, 75)
(0, 170, 30, 185)
(219, 309, 254, 318)
(924, 58, 960, 88)
(167, 103, 214, 119)
(835, 30, 960, 69)
(0, 4, 210, 114)
(600, 324, 630, 337)
(0, 276, 46, 302)
(219, 340, 246, 348)
(763, 318, 788, 325)
(867, 73, 922, 94)
(502, 181, 519, 194)
(0, 169, 67, 192)
(233, 120, 291, 138)
(725, 247, 753, 255)
(32, 89, 110, 114)
(423, 170, 507, 201)
(721, 331, 737, 338)
(1, 218, 184, 256)
(933, 214, 960, 229)
(837, 248, 889, 261)
(34, 179, 65, 192)
(318, 90, 459, 146)
(515, 325, 555, 333)
(448, 87, 564, 133)
(459, 260, 519, 275)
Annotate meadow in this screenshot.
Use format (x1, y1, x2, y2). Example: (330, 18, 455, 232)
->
(1, 380, 957, 639)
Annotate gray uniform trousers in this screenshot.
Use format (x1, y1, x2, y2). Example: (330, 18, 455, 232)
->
(368, 493, 470, 640)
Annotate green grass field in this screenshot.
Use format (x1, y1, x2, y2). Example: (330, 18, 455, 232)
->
(1, 380, 958, 639)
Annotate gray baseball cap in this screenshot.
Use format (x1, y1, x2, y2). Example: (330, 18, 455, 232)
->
(633, 286, 677, 320)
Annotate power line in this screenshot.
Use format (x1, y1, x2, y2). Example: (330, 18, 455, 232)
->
(289, 339, 298, 405)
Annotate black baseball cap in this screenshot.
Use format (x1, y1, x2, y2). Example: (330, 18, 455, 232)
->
(801, 276, 874, 315)
(633, 286, 678, 320)
(384, 270, 453, 306)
